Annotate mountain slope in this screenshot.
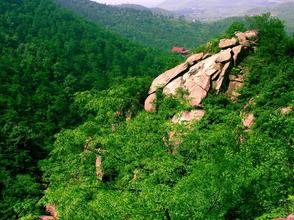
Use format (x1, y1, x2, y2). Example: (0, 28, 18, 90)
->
(40, 15, 294, 219)
(0, 0, 178, 219)
(53, 0, 240, 50)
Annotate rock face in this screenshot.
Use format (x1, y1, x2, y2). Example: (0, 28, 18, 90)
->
(39, 205, 58, 220)
(219, 38, 238, 49)
(144, 93, 157, 112)
(144, 30, 258, 112)
(149, 62, 189, 94)
(235, 30, 258, 47)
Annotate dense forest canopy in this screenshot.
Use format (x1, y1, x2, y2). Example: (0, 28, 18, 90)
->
(0, 0, 293, 219)
(0, 0, 179, 219)
(53, 0, 242, 50)
(38, 14, 294, 219)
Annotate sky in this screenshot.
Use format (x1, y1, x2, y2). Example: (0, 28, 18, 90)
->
(92, 0, 164, 7)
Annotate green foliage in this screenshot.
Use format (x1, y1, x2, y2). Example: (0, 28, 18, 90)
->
(1, 2, 293, 218)
(225, 21, 247, 37)
(247, 13, 287, 59)
(53, 0, 241, 50)
(0, 0, 178, 218)
(40, 14, 294, 219)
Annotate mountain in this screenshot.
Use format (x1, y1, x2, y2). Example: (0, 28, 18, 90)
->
(157, 0, 294, 22)
(39, 14, 294, 220)
(53, 0, 241, 50)
(0, 0, 179, 219)
(247, 2, 294, 32)
(1, 0, 293, 219)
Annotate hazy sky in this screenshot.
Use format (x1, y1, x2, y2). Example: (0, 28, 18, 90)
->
(92, 0, 163, 7)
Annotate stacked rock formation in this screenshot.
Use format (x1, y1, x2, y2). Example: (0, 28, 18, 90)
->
(144, 30, 258, 117)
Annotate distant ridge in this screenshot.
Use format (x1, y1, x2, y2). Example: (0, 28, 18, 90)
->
(157, 0, 294, 23)
(54, 0, 240, 50)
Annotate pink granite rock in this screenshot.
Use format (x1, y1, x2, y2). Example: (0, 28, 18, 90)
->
(274, 214, 294, 220)
(186, 52, 204, 65)
(202, 54, 221, 76)
(194, 74, 211, 91)
(144, 93, 157, 112)
(163, 76, 184, 96)
(96, 156, 103, 180)
(219, 38, 238, 49)
(39, 216, 55, 220)
(186, 84, 207, 107)
(220, 62, 231, 77)
(149, 62, 189, 94)
(245, 30, 258, 39)
(235, 30, 258, 46)
(242, 114, 255, 128)
(280, 106, 292, 114)
(215, 76, 224, 93)
(45, 205, 58, 218)
(232, 45, 243, 65)
(216, 48, 232, 63)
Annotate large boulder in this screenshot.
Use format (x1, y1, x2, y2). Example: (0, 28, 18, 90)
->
(186, 52, 204, 65)
(149, 62, 189, 94)
(244, 30, 258, 39)
(232, 45, 243, 65)
(219, 38, 238, 49)
(185, 84, 207, 107)
(144, 93, 157, 112)
(163, 76, 184, 96)
(216, 48, 232, 63)
(202, 54, 221, 76)
(235, 30, 258, 47)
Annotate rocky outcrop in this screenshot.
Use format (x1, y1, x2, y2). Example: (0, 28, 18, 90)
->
(148, 62, 189, 94)
(235, 30, 258, 47)
(219, 38, 238, 49)
(39, 205, 58, 220)
(144, 93, 157, 112)
(242, 113, 255, 128)
(145, 30, 258, 113)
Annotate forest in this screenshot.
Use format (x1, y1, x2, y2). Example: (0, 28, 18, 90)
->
(0, 0, 293, 220)
(0, 0, 180, 218)
(53, 0, 242, 50)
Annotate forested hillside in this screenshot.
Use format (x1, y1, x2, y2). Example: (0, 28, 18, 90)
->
(53, 0, 241, 50)
(0, 0, 179, 219)
(40, 15, 294, 220)
(247, 2, 294, 33)
(1, 0, 293, 219)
